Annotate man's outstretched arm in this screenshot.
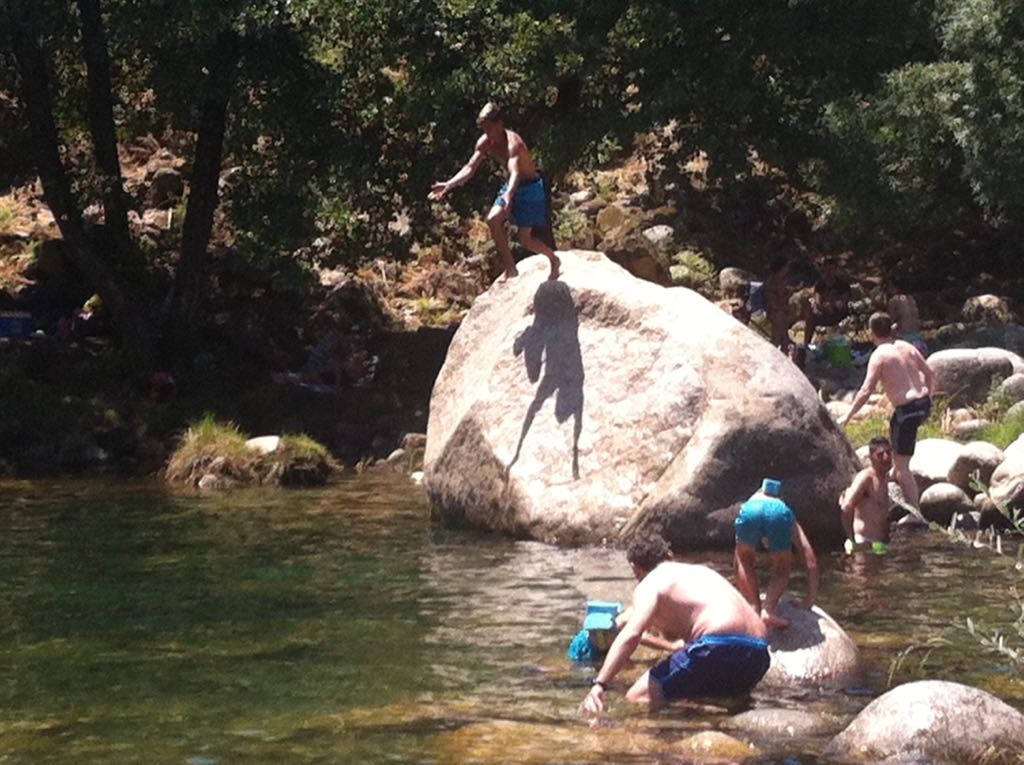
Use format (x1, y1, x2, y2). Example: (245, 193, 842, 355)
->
(431, 136, 487, 199)
(841, 356, 881, 425)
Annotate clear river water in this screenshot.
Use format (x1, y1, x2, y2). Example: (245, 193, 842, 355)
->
(1, 474, 1022, 763)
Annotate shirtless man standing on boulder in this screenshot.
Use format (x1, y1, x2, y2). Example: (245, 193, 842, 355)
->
(431, 102, 560, 281)
(840, 312, 937, 508)
(580, 534, 769, 716)
(840, 437, 894, 553)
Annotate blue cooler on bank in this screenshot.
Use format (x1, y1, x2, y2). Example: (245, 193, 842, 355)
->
(0, 312, 33, 338)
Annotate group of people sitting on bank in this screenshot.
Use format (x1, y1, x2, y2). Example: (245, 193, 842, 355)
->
(734, 258, 928, 367)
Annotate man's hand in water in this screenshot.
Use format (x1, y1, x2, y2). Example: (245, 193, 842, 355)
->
(580, 684, 605, 717)
(429, 181, 449, 200)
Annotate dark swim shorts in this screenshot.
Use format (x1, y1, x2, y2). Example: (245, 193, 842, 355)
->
(495, 176, 547, 228)
(649, 634, 771, 700)
(735, 497, 794, 552)
(890, 395, 932, 456)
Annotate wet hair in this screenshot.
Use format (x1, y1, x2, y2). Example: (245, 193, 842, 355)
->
(869, 311, 894, 338)
(477, 101, 503, 125)
(626, 533, 673, 572)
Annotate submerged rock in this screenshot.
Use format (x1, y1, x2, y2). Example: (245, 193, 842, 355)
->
(726, 707, 846, 739)
(424, 250, 858, 549)
(427, 719, 667, 764)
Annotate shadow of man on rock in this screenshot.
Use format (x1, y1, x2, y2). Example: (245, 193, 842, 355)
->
(508, 280, 585, 479)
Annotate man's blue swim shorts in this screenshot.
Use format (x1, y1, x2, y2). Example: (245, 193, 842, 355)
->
(649, 633, 771, 700)
(735, 496, 794, 552)
(495, 176, 547, 228)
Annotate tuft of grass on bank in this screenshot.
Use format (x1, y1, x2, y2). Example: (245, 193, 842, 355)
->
(166, 415, 337, 488)
(973, 409, 1024, 449)
(165, 415, 256, 484)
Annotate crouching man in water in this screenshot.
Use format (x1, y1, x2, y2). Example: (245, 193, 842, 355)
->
(580, 534, 769, 717)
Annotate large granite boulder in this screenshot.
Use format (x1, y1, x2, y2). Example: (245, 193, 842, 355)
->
(928, 348, 1021, 405)
(825, 680, 1024, 763)
(762, 601, 860, 684)
(424, 250, 859, 549)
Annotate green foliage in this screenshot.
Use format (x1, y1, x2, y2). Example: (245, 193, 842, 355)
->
(4, 0, 1024, 351)
(962, 605, 1024, 673)
(410, 296, 461, 327)
(669, 249, 717, 294)
(552, 205, 590, 248)
(820, 0, 1024, 238)
(968, 376, 1024, 447)
(974, 408, 1024, 449)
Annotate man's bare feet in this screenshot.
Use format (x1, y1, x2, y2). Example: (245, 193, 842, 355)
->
(548, 254, 561, 280)
(499, 267, 519, 281)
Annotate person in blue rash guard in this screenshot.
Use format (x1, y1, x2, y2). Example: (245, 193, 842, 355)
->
(734, 478, 819, 629)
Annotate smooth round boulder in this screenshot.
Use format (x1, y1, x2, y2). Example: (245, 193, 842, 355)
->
(762, 601, 859, 684)
(909, 438, 964, 495)
(998, 372, 1024, 402)
(825, 680, 1024, 763)
(989, 451, 1024, 511)
(947, 440, 1005, 490)
(928, 348, 1016, 405)
(919, 482, 973, 526)
(424, 251, 858, 549)
(961, 294, 1015, 325)
(718, 266, 757, 297)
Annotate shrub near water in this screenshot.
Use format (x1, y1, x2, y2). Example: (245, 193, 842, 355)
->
(166, 415, 336, 488)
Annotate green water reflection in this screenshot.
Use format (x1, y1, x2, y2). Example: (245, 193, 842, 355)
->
(1, 476, 1022, 763)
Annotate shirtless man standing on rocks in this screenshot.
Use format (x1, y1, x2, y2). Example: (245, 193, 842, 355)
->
(840, 437, 895, 553)
(840, 312, 937, 508)
(431, 102, 560, 281)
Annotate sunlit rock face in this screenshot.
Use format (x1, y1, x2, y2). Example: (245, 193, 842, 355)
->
(424, 250, 858, 550)
(825, 680, 1024, 763)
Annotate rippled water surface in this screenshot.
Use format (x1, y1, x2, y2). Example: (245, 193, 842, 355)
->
(1, 476, 1022, 763)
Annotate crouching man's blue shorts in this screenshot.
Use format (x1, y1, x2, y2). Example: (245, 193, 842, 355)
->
(649, 633, 771, 700)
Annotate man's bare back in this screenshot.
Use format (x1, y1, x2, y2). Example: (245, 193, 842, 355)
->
(869, 340, 932, 407)
(641, 562, 767, 642)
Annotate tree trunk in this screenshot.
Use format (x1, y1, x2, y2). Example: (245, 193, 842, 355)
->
(76, 0, 133, 256)
(167, 29, 241, 357)
(7, 0, 154, 369)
